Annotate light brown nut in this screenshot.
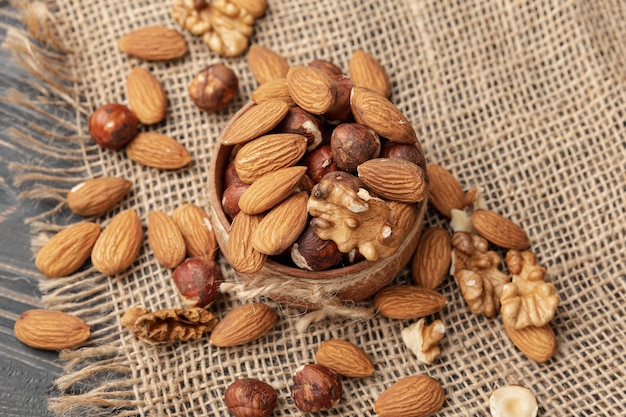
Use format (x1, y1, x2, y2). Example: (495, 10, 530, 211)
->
(224, 378, 278, 417)
(171, 203, 217, 259)
(291, 364, 342, 413)
(126, 67, 167, 125)
(471, 209, 531, 250)
(188, 64, 239, 113)
(426, 163, 465, 218)
(91, 209, 143, 275)
(234, 133, 308, 184)
(220, 100, 290, 146)
(357, 158, 427, 203)
(401, 318, 446, 364)
(118, 26, 188, 61)
(411, 226, 451, 290)
(147, 211, 186, 269)
(67, 177, 132, 217)
(209, 302, 277, 347)
(348, 49, 390, 98)
(35, 222, 101, 278)
(315, 339, 374, 378)
(286, 65, 337, 115)
(374, 375, 445, 417)
(373, 285, 446, 320)
(489, 385, 538, 417)
(252, 192, 309, 256)
(248, 45, 289, 85)
(121, 306, 218, 343)
(250, 78, 295, 106)
(14, 309, 90, 351)
(203, 0, 254, 58)
(237, 166, 307, 215)
(227, 212, 267, 273)
(125, 132, 191, 170)
(504, 323, 557, 363)
(350, 86, 417, 144)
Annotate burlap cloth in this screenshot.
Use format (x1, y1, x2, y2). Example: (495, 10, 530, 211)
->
(2, 0, 625, 415)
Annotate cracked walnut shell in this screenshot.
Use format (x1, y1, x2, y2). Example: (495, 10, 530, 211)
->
(121, 306, 218, 343)
(500, 250, 560, 329)
(451, 232, 510, 318)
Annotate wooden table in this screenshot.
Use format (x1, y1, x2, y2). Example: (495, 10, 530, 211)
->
(1, 9, 60, 416)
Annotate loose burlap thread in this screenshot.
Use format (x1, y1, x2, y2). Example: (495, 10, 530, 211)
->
(2, 0, 625, 415)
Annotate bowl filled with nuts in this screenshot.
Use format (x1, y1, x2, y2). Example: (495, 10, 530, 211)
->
(206, 56, 429, 309)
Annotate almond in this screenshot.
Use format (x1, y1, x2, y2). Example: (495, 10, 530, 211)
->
(250, 78, 295, 106)
(357, 158, 428, 203)
(171, 203, 217, 259)
(286, 65, 337, 115)
(374, 285, 447, 320)
(504, 323, 557, 363)
(127, 67, 167, 125)
(235, 133, 308, 183)
(374, 375, 445, 417)
(350, 86, 417, 144)
(14, 309, 90, 351)
(471, 209, 531, 250)
(248, 45, 289, 84)
(67, 177, 132, 217)
(118, 26, 188, 61)
(238, 166, 307, 215)
(252, 191, 309, 255)
(231, 0, 267, 18)
(220, 100, 291, 146)
(349, 49, 390, 98)
(411, 227, 451, 290)
(209, 302, 277, 347)
(315, 340, 374, 378)
(227, 212, 267, 273)
(35, 222, 101, 278)
(91, 209, 143, 275)
(125, 132, 191, 170)
(148, 211, 186, 269)
(426, 163, 465, 218)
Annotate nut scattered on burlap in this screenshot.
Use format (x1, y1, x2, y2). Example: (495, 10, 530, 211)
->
(2, 0, 625, 415)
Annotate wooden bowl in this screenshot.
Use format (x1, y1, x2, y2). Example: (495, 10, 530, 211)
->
(206, 104, 427, 309)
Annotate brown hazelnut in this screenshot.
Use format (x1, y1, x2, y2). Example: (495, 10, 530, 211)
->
(330, 123, 381, 172)
(379, 141, 427, 171)
(303, 145, 339, 183)
(324, 75, 354, 124)
(290, 364, 342, 413)
(308, 59, 345, 79)
(224, 378, 278, 417)
(189, 63, 239, 113)
(275, 106, 324, 151)
(291, 226, 343, 271)
(88, 103, 139, 150)
(223, 159, 242, 190)
(222, 181, 250, 220)
(172, 257, 222, 308)
(296, 173, 316, 194)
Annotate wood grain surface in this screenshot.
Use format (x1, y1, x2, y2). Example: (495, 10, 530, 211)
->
(1, 7, 62, 416)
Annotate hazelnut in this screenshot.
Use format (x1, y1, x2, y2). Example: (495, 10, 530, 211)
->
(189, 63, 239, 113)
(275, 106, 324, 151)
(324, 75, 354, 124)
(296, 174, 316, 194)
(223, 159, 242, 189)
(291, 226, 343, 271)
(308, 59, 345, 79)
(88, 103, 139, 150)
(290, 364, 342, 413)
(172, 257, 222, 308)
(379, 141, 427, 171)
(224, 378, 278, 417)
(489, 385, 538, 417)
(303, 145, 339, 183)
(222, 181, 250, 220)
(330, 123, 381, 172)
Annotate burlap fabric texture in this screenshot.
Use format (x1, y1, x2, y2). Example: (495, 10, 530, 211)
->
(3, 0, 625, 415)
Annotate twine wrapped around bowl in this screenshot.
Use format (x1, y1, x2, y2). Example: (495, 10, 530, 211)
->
(206, 102, 427, 318)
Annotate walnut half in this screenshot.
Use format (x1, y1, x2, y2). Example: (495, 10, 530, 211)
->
(500, 250, 560, 329)
(121, 306, 218, 343)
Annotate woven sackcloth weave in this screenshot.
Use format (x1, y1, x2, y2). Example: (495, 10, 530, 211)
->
(2, 0, 625, 415)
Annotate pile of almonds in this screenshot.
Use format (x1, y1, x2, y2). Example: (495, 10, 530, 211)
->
(12, 11, 554, 416)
